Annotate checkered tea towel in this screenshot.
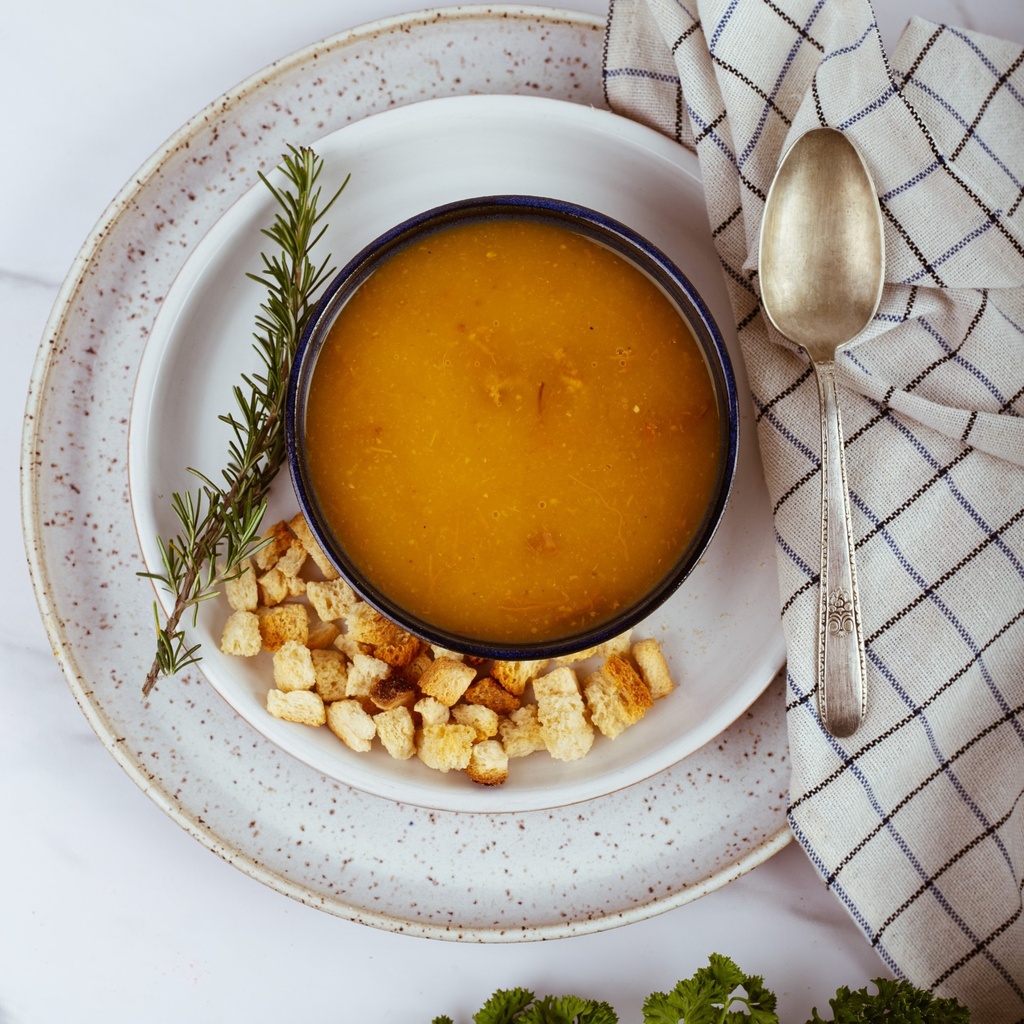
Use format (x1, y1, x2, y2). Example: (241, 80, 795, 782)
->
(604, 1, 1024, 1018)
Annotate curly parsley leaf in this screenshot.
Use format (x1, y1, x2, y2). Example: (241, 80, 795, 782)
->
(806, 977, 970, 1023)
(472, 989, 537, 1024)
(642, 953, 778, 1024)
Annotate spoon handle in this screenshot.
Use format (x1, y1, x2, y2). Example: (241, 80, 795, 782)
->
(814, 361, 867, 738)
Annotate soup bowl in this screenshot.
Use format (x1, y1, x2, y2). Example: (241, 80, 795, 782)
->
(287, 194, 738, 661)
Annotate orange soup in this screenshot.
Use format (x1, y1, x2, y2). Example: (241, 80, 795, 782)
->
(302, 216, 722, 644)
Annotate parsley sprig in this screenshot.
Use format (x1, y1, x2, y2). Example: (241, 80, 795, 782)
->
(433, 955, 970, 1024)
(139, 146, 348, 697)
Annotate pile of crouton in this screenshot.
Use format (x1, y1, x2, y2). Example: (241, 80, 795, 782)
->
(220, 512, 675, 787)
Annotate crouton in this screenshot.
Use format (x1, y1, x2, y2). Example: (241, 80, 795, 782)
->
(398, 649, 433, 686)
(417, 722, 475, 772)
(288, 512, 340, 580)
(310, 648, 348, 702)
(305, 619, 340, 650)
(632, 637, 674, 699)
(467, 739, 509, 786)
(491, 658, 548, 697)
(372, 633, 423, 669)
(498, 704, 547, 758)
(418, 657, 476, 706)
(333, 633, 371, 660)
(555, 629, 633, 666)
(266, 688, 326, 726)
(429, 644, 463, 662)
(463, 676, 521, 715)
(224, 561, 258, 612)
(273, 639, 316, 692)
(326, 699, 377, 752)
(533, 666, 594, 761)
(451, 702, 499, 741)
(254, 520, 295, 571)
(306, 578, 359, 622)
(413, 695, 450, 726)
(344, 603, 414, 651)
(584, 655, 652, 739)
(274, 539, 307, 578)
(345, 652, 392, 698)
(257, 567, 290, 607)
(257, 603, 309, 651)
(369, 674, 419, 711)
(220, 609, 262, 657)
(374, 706, 416, 760)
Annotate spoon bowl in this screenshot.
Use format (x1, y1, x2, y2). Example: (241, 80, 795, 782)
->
(759, 127, 885, 738)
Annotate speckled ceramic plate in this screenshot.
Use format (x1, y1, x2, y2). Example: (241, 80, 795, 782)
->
(24, 5, 792, 938)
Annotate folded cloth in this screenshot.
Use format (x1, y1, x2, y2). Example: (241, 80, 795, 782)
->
(605, 1, 1024, 1018)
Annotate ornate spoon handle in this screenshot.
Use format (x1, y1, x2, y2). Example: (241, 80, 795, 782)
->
(814, 360, 866, 738)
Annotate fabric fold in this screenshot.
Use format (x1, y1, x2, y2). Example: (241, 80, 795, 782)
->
(604, 2, 1024, 1019)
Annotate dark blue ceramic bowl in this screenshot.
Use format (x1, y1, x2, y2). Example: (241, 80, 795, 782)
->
(287, 195, 739, 660)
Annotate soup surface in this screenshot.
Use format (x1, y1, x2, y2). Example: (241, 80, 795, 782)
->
(303, 216, 722, 644)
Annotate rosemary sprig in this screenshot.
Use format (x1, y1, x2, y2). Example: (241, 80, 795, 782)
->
(140, 146, 349, 697)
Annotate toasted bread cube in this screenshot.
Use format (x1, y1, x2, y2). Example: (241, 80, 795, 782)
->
(345, 652, 392, 698)
(257, 603, 309, 651)
(306, 578, 359, 623)
(266, 687, 325, 726)
(555, 630, 633, 666)
(632, 638, 674, 699)
(369, 674, 419, 711)
(463, 676, 521, 716)
(429, 644, 463, 662)
(491, 658, 548, 697)
(498, 704, 547, 758)
(220, 609, 262, 657)
(254, 520, 295, 571)
(273, 639, 316, 692)
(288, 512, 340, 580)
(224, 561, 258, 612)
(467, 739, 509, 786)
(326, 699, 377, 752)
(257, 567, 289, 607)
(373, 633, 423, 669)
(344, 603, 412, 649)
(275, 539, 307, 578)
(286, 574, 306, 597)
(374, 706, 416, 760)
(533, 666, 594, 761)
(584, 655, 653, 739)
(306, 619, 340, 651)
(414, 695, 450, 726)
(333, 633, 371, 661)
(418, 657, 476, 706)
(417, 722, 475, 772)
(451, 703, 499, 741)
(310, 648, 348, 702)
(398, 649, 433, 686)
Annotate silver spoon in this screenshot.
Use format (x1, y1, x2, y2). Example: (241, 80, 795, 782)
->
(758, 127, 885, 738)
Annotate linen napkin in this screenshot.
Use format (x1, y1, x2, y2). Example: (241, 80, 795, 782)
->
(604, 1, 1024, 1018)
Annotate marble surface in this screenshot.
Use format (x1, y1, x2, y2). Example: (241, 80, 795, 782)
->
(5, 2, 1021, 1022)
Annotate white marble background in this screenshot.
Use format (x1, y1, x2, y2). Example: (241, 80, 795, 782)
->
(4, 2, 1022, 1022)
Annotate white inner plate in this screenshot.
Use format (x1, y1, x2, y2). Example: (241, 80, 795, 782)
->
(128, 92, 784, 814)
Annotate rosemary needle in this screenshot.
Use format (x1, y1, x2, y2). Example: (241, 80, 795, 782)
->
(139, 146, 349, 698)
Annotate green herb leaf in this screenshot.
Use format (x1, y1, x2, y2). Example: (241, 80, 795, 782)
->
(806, 977, 971, 1023)
(642, 954, 778, 1024)
(139, 146, 349, 697)
(473, 989, 536, 1024)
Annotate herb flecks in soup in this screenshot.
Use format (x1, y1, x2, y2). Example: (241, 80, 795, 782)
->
(303, 217, 721, 643)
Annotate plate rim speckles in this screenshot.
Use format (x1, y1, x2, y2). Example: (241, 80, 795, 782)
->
(21, 4, 792, 940)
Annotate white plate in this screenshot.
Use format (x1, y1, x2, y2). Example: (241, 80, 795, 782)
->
(129, 93, 784, 813)
(24, 5, 791, 937)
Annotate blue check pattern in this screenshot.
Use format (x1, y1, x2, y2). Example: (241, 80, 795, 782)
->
(605, 2, 1024, 1019)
